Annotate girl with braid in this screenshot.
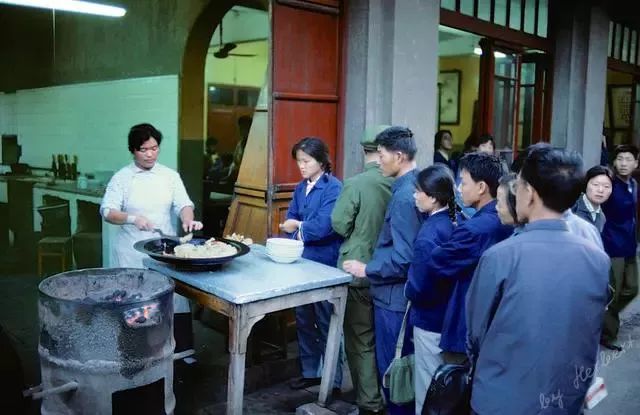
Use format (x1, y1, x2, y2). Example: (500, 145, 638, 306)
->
(404, 163, 457, 413)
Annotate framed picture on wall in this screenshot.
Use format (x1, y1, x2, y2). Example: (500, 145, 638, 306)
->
(608, 85, 632, 129)
(438, 70, 461, 125)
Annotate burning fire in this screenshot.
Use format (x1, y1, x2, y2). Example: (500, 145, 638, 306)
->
(123, 303, 160, 328)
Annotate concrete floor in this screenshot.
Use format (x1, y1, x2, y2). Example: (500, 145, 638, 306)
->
(589, 297, 640, 415)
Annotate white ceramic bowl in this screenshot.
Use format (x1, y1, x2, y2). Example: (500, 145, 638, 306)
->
(266, 238, 303, 248)
(266, 238, 304, 257)
(266, 252, 301, 264)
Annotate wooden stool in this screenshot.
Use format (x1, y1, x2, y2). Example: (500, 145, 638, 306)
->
(38, 236, 73, 277)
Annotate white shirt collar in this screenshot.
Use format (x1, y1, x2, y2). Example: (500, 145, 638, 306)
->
(130, 162, 158, 174)
(582, 193, 601, 214)
(430, 206, 449, 216)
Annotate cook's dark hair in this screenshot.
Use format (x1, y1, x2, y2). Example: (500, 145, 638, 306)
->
(418, 163, 456, 222)
(128, 123, 162, 153)
(613, 144, 639, 160)
(374, 126, 417, 161)
(434, 130, 452, 151)
(498, 173, 518, 224)
(520, 143, 584, 213)
(458, 152, 502, 198)
(291, 137, 332, 173)
(584, 165, 613, 191)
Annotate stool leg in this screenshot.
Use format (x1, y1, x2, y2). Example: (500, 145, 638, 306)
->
(38, 249, 43, 277)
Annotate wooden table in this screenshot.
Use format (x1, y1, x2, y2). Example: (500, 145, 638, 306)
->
(143, 245, 351, 415)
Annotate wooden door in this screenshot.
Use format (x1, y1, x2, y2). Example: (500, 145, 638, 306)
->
(223, 0, 343, 242)
(269, 0, 342, 236)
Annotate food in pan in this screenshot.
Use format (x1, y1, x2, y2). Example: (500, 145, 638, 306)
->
(224, 233, 254, 245)
(171, 237, 238, 258)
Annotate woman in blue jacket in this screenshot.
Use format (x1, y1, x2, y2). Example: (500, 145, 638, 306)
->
(403, 164, 456, 413)
(279, 137, 344, 391)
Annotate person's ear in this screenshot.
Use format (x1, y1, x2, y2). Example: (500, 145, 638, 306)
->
(477, 181, 488, 197)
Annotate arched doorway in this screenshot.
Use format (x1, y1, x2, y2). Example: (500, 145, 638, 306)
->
(178, 0, 267, 235)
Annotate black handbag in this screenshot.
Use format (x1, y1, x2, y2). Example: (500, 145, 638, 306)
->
(421, 359, 474, 415)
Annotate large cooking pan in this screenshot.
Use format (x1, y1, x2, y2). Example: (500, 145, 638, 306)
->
(133, 237, 250, 269)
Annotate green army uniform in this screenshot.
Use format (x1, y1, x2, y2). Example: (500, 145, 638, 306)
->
(331, 125, 392, 413)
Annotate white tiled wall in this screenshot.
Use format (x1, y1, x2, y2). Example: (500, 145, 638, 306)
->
(0, 75, 179, 174)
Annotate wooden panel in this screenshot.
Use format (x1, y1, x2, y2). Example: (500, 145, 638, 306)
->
(278, 0, 340, 11)
(236, 109, 269, 190)
(273, 5, 339, 95)
(223, 195, 268, 244)
(272, 100, 338, 184)
(271, 198, 294, 237)
(267, 0, 342, 237)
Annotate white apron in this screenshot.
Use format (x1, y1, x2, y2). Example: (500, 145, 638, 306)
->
(111, 169, 190, 313)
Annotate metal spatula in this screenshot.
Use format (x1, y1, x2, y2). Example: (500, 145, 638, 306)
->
(153, 228, 193, 244)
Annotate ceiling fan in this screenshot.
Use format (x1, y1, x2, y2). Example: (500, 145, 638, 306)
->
(213, 21, 256, 59)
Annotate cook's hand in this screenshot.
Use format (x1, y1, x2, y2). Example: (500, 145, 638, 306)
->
(183, 220, 203, 233)
(134, 216, 154, 231)
(279, 219, 301, 234)
(343, 260, 367, 278)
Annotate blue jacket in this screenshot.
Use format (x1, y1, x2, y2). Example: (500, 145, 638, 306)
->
(285, 174, 343, 267)
(366, 169, 424, 312)
(426, 200, 512, 353)
(602, 176, 638, 258)
(466, 220, 610, 414)
(405, 210, 455, 332)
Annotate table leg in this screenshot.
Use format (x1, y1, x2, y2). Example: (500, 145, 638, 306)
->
(227, 308, 265, 415)
(317, 290, 347, 406)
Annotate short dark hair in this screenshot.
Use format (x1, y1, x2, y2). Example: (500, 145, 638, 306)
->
(477, 134, 495, 147)
(584, 165, 613, 191)
(498, 173, 518, 223)
(613, 144, 639, 160)
(417, 163, 456, 221)
(291, 137, 332, 173)
(434, 130, 452, 151)
(128, 123, 162, 153)
(374, 126, 417, 161)
(458, 152, 503, 198)
(206, 136, 219, 147)
(520, 144, 584, 213)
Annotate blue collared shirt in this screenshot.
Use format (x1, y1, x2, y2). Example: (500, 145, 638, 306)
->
(366, 169, 425, 312)
(285, 173, 343, 266)
(425, 200, 512, 352)
(602, 175, 638, 258)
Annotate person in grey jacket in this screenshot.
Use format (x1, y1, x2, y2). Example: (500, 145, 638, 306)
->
(572, 165, 614, 233)
(466, 144, 610, 415)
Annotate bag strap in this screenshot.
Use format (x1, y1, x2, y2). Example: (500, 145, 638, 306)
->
(394, 301, 411, 359)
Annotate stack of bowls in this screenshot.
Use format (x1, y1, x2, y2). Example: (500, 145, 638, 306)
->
(265, 238, 304, 263)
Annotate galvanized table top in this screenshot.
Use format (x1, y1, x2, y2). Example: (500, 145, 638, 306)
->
(142, 245, 352, 305)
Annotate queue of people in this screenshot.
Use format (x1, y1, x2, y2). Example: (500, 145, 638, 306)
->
(279, 127, 638, 415)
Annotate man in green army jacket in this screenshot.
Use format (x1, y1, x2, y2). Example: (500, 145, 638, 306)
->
(331, 125, 393, 415)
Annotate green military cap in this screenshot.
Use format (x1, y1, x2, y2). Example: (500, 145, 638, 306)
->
(361, 124, 391, 151)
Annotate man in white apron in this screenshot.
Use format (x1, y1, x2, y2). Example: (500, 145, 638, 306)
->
(100, 123, 203, 357)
